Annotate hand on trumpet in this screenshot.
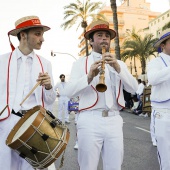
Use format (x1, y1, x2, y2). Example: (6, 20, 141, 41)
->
(103, 53, 121, 73)
(87, 61, 102, 84)
(37, 72, 52, 90)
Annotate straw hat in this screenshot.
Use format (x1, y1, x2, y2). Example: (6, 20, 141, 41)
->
(8, 15, 50, 36)
(154, 28, 170, 48)
(84, 20, 116, 40)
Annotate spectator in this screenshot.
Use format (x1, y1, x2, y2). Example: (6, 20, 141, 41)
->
(133, 95, 143, 115)
(54, 74, 70, 123)
(123, 89, 133, 109)
(142, 80, 146, 87)
(136, 79, 145, 100)
(130, 94, 139, 112)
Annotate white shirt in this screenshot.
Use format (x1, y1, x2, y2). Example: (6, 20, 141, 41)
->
(136, 83, 144, 95)
(147, 52, 170, 109)
(54, 82, 68, 96)
(15, 49, 37, 111)
(89, 51, 119, 111)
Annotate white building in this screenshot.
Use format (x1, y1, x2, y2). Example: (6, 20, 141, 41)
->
(149, 9, 170, 38)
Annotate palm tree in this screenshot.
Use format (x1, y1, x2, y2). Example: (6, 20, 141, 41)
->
(162, 21, 170, 31)
(122, 27, 142, 76)
(110, 0, 121, 60)
(109, 0, 129, 60)
(61, 0, 105, 56)
(121, 31, 158, 75)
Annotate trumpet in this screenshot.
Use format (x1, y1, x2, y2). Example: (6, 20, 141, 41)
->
(96, 46, 107, 92)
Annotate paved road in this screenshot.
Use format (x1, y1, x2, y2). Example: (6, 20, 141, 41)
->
(50, 101, 159, 170)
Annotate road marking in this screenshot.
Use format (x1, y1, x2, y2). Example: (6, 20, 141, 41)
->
(135, 126, 150, 133)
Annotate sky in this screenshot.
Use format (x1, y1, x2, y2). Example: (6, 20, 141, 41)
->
(0, 0, 169, 84)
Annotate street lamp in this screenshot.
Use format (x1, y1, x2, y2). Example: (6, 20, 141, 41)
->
(51, 50, 77, 61)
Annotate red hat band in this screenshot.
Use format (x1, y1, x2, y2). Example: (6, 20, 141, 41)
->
(16, 19, 41, 29)
(92, 24, 109, 30)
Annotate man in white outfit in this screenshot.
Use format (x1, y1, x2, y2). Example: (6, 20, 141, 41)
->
(54, 74, 70, 123)
(147, 28, 170, 170)
(0, 16, 56, 170)
(65, 20, 138, 170)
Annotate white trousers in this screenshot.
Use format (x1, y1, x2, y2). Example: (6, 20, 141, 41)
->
(77, 110, 124, 170)
(153, 109, 170, 170)
(58, 96, 69, 121)
(150, 110, 156, 144)
(0, 114, 34, 170)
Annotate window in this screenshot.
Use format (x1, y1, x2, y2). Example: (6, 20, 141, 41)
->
(157, 30, 161, 37)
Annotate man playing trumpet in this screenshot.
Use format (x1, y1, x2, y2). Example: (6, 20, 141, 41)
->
(65, 20, 138, 170)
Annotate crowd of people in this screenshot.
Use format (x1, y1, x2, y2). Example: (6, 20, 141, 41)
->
(123, 79, 149, 117)
(0, 14, 170, 170)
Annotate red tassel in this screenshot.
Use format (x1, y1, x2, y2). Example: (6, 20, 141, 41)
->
(8, 33, 15, 51)
(10, 43, 15, 51)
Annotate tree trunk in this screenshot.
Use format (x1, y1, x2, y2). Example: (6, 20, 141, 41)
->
(84, 28, 89, 56)
(134, 56, 137, 78)
(110, 0, 121, 60)
(141, 57, 146, 74)
(130, 60, 132, 74)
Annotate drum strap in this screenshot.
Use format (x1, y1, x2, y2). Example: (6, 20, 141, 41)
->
(11, 109, 28, 117)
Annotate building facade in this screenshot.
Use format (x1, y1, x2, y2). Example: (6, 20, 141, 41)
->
(148, 10, 170, 38)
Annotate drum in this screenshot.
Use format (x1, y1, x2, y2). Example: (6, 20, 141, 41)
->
(6, 105, 70, 169)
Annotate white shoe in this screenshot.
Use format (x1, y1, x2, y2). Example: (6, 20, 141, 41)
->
(144, 114, 148, 117)
(152, 141, 157, 147)
(152, 139, 157, 146)
(139, 113, 144, 116)
(74, 143, 78, 150)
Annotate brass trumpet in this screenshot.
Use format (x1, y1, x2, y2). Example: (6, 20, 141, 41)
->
(96, 46, 107, 92)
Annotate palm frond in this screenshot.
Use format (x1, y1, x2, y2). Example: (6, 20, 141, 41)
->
(121, 30, 158, 74)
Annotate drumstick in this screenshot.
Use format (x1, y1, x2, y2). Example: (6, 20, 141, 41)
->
(0, 104, 8, 116)
(20, 81, 41, 106)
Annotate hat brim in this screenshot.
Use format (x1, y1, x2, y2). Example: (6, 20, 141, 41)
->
(154, 34, 170, 48)
(84, 28, 116, 40)
(8, 25, 50, 36)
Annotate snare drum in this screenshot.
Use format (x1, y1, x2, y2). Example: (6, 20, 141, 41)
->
(6, 105, 70, 169)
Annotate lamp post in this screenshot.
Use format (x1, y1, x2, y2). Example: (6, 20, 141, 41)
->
(51, 50, 77, 61)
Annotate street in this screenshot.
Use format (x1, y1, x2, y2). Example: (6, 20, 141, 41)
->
(51, 101, 159, 170)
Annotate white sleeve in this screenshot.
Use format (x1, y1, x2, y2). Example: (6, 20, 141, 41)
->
(147, 58, 170, 86)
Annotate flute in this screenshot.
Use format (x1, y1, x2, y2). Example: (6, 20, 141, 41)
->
(96, 46, 107, 92)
